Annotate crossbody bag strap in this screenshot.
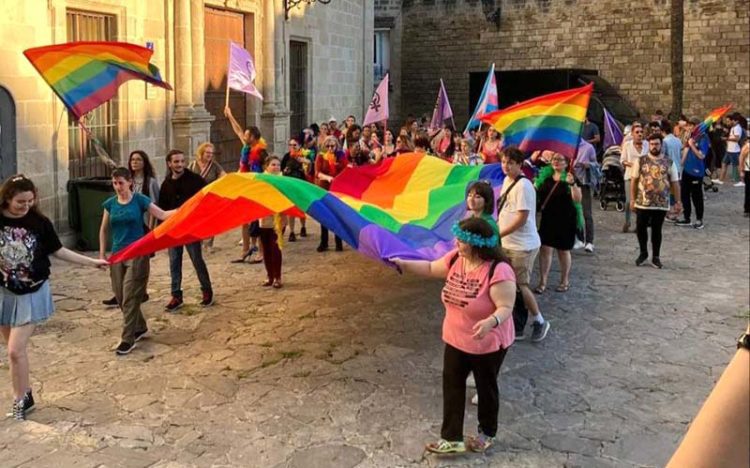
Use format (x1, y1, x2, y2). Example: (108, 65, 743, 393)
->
(496, 176, 524, 215)
(539, 181, 561, 212)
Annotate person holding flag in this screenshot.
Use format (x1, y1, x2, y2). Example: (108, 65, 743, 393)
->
(675, 118, 710, 229)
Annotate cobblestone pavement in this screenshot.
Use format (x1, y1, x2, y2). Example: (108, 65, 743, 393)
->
(1, 187, 748, 468)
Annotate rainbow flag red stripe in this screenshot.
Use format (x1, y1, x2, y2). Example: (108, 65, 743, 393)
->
(691, 104, 732, 139)
(24, 41, 171, 119)
(480, 83, 592, 159)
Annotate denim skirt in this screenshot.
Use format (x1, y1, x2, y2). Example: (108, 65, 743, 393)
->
(0, 282, 55, 327)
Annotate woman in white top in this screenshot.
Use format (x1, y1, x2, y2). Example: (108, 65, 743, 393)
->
(620, 122, 648, 233)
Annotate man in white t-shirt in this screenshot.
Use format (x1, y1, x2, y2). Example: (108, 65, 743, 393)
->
(497, 147, 549, 343)
(717, 112, 744, 185)
(620, 122, 649, 232)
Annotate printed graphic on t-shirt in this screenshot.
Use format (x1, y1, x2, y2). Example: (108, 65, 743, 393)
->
(0, 226, 37, 289)
(442, 271, 481, 308)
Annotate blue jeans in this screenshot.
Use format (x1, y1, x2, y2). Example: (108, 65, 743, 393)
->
(168, 242, 212, 298)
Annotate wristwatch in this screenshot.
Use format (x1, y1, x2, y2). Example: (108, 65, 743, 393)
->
(738, 331, 750, 350)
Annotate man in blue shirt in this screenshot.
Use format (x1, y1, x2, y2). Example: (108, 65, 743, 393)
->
(661, 120, 683, 221)
(676, 118, 710, 229)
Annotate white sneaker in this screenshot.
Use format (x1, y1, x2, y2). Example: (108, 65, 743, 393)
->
(471, 394, 478, 405)
(573, 239, 585, 250)
(466, 373, 476, 388)
(713, 179, 724, 185)
(734, 181, 745, 187)
(584, 243, 594, 253)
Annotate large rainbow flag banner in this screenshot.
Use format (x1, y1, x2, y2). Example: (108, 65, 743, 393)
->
(109, 154, 504, 264)
(691, 103, 732, 139)
(480, 83, 593, 159)
(23, 41, 172, 119)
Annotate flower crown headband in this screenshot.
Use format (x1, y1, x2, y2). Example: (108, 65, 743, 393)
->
(451, 222, 499, 248)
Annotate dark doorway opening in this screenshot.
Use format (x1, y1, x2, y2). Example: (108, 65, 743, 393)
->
(0, 86, 17, 180)
(289, 41, 308, 138)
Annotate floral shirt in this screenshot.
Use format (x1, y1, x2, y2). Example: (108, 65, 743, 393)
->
(633, 156, 679, 211)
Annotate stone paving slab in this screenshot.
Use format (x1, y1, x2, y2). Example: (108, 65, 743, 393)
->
(0, 187, 747, 467)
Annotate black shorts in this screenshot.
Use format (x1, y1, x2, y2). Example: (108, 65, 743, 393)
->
(248, 220, 261, 237)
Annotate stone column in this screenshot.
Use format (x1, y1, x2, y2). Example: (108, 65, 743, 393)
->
(190, 0, 209, 113)
(260, 0, 290, 155)
(173, 0, 192, 111)
(171, 0, 214, 156)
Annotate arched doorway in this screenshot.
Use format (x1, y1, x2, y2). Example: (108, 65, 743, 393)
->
(0, 86, 17, 180)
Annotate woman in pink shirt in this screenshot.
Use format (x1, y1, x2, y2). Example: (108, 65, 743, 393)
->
(391, 217, 516, 454)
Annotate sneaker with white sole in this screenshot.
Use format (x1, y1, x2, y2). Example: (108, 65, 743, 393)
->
(6, 390, 34, 419)
(693, 220, 705, 230)
(470, 393, 478, 405)
(573, 239, 585, 250)
(734, 181, 745, 187)
(115, 341, 136, 355)
(584, 243, 594, 253)
(530, 321, 550, 342)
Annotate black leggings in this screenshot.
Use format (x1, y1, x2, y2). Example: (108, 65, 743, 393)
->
(680, 173, 704, 221)
(636, 209, 667, 258)
(441, 344, 508, 441)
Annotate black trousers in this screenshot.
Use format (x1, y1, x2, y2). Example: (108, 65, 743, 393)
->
(319, 226, 342, 249)
(636, 209, 667, 258)
(680, 173, 704, 221)
(441, 344, 508, 441)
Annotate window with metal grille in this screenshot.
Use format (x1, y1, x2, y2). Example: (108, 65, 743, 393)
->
(289, 41, 308, 138)
(66, 10, 117, 178)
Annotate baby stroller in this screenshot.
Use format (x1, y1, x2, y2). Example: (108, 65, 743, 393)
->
(702, 168, 719, 193)
(599, 146, 626, 211)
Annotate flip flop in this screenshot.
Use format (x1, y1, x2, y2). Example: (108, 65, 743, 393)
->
(533, 284, 546, 294)
(555, 283, 570, 293)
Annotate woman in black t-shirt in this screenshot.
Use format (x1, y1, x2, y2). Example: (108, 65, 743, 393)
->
(0, 175, 107, 421)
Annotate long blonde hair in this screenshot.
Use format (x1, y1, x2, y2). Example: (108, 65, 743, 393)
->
(195, 142, 215, 164)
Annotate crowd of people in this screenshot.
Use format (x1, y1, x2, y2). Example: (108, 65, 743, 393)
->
(1, 104, 748, 445)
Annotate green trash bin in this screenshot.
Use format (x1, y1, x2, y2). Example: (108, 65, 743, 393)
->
(67, 177, 114, 252)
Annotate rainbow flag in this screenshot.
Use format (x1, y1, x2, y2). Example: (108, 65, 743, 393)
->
(109, 154, 505, 264)
(691, 104, 732, 139)
(23, 41, 171, 119)
(479, 83, 593, 159)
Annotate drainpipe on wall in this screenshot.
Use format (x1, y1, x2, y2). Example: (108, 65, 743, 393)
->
(48, 0, 61, 229)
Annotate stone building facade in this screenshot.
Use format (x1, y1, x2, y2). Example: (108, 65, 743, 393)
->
(376, 0, 749, 127)
(0, 0, 373, 234)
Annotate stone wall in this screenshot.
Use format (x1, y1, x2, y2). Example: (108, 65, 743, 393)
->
(390, 0, 749, 127)
(286, 0, 374, 124)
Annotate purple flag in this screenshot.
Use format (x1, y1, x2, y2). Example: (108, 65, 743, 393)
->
(228, 42, 263, 100)
(363, 74, 389, 126)
(602, 107, 623, 148)
(429, 79, 454, 130)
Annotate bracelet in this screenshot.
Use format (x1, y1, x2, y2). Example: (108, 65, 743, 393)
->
(493, 315, 500, 328)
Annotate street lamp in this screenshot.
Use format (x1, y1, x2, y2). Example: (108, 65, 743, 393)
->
(284, 0, 332, 20)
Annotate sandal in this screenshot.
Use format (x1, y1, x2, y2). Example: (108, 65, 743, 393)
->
(467, 433, 494, 453)
(272, 280, 283, 289)
(248, 256, 264, 264)
(261, 280, 273, 287)
(555, 283, 570, 293)
(533, 284, 546, 294)
(230, 247, 257, 264)
(425, 439, 466, 454)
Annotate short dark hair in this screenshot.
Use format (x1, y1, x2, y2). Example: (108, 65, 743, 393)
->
(246, 126, 261, 141)
(647, 133, 663, 143)
(467, 181, 495, 215)
(166, 149, 184, 162)
(660, 120, 673, 135)
(654, 109, 664, 116)
(111, 167, 132, 181)
(500, 146, 525, 165)
(413, 133, 430, 150)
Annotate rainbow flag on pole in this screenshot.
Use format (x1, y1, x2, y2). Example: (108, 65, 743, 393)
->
(480, 83, 593, 159)
(109, 154, 505, 264)
(691, 104, 732, 139)
(24, 41, 171, 119)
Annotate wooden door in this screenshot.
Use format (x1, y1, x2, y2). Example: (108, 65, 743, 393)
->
(205, 8, 254, 170)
